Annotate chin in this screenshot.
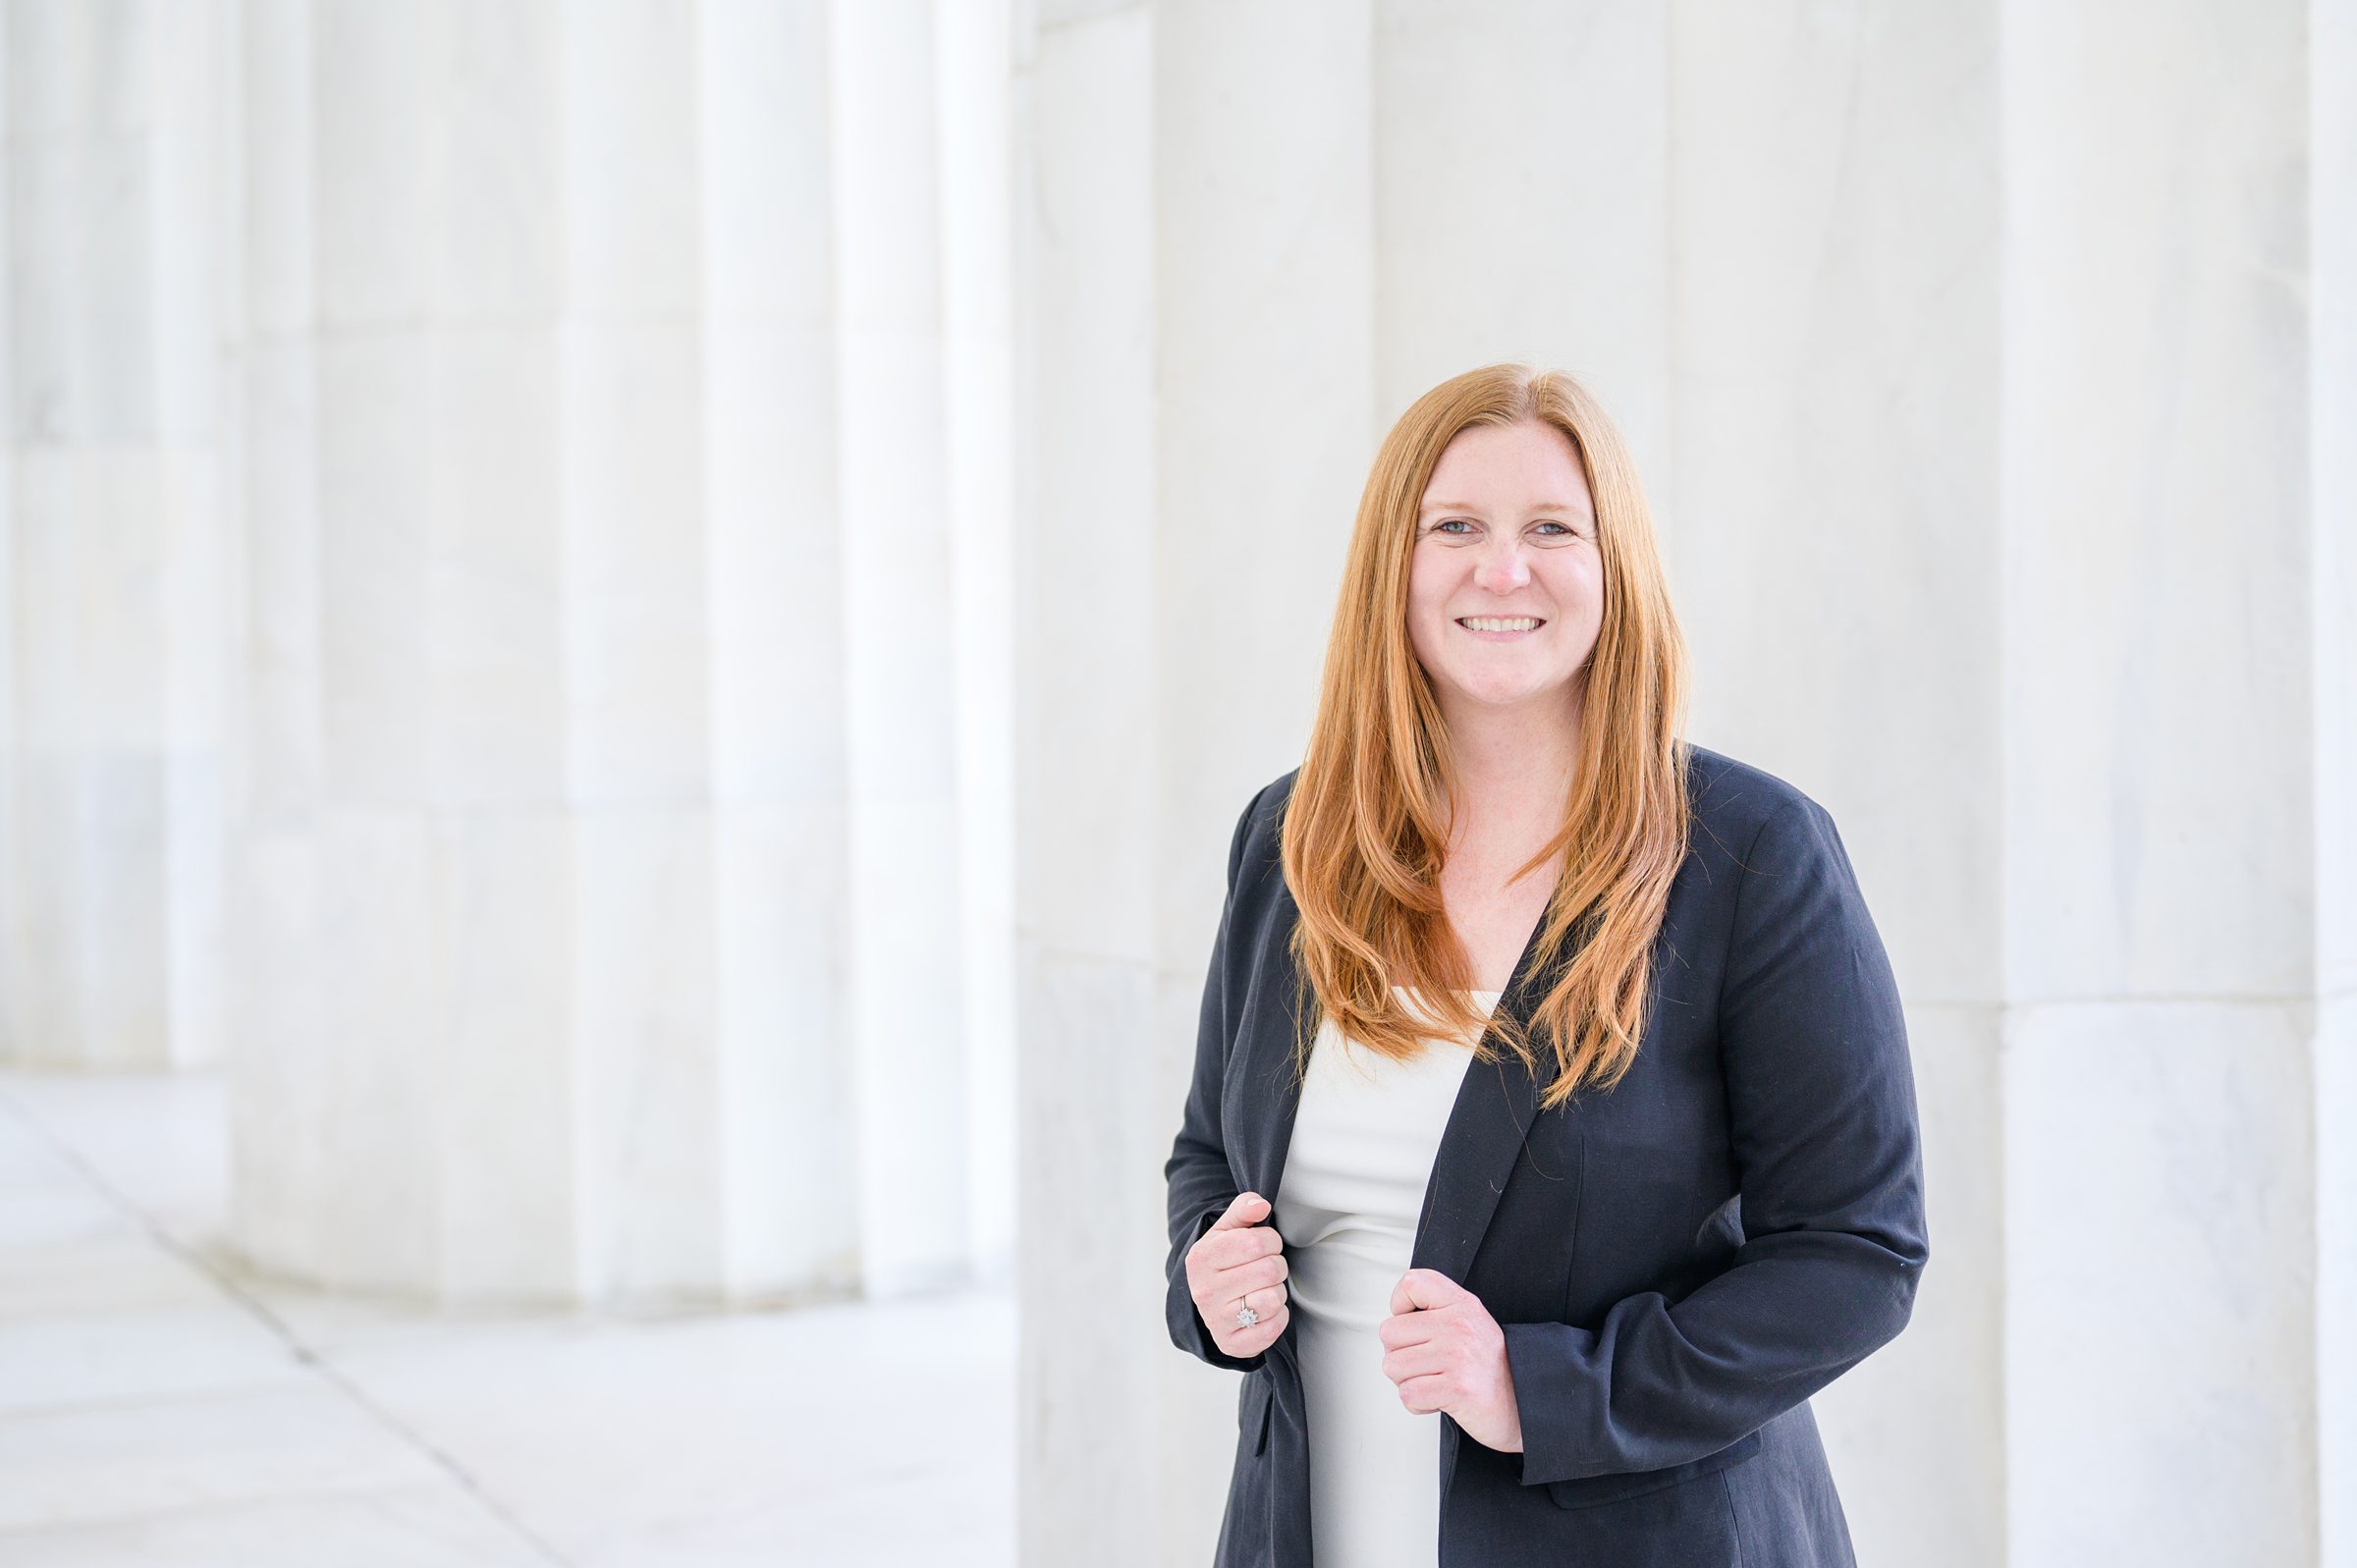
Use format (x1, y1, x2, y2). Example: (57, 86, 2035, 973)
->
(1448, 668, 1583, 705)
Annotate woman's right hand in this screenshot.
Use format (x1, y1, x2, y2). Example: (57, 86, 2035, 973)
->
(1186, 1191, 1291, 1357)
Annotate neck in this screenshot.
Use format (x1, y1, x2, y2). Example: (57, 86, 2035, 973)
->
(1438, 680, 1585, 850)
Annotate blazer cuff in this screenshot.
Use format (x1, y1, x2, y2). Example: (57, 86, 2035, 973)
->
(1502, 1321, 1601, 1486)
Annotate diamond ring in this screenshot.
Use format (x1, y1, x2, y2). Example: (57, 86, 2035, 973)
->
(1235, 1304, 1259, 1328)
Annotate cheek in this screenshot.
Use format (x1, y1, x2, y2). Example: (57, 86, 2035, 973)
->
(1405, 609, 1447, 669)
(1550, 558, 1605, 617)
(1404, 564, 1453, 650)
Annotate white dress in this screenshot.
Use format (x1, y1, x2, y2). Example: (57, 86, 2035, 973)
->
(1271, 986, 1501, 1568)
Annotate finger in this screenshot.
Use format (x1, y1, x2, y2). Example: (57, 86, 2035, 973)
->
(1380, 1342, 1450, 1385)
(1219, 1252, 1288, 1296)
(1198, 1223, 1286, 1278)
(1220, 1297, 1288, 1349)
(1187, 1217, 1280, 1287)
(1210, 1258, 1287, 1312)
(1379, 1305, 1442, 1350)
(1236, 1301, 1289, 1346)
(1209, 1192, 1273, 1231)
(1391, 1268, 1464, 1317)
(1395, 1372, 1454, 1416)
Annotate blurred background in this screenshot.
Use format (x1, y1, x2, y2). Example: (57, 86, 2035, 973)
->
(0, 1, 2348, 1565)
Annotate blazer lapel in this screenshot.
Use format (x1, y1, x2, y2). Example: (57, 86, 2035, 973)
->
(1229, 878, 1312, 1208)
(1229, 880, 1555, 1286)
(1408, 913, 1550, 1284)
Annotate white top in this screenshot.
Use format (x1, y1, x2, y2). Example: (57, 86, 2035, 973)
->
(1272, 986, 1501, 1568)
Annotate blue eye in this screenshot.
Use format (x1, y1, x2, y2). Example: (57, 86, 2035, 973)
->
(1426, 517, 1586, 538)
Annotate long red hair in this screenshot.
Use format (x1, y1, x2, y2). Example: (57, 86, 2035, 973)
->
(1281, 363, 1692, 1109)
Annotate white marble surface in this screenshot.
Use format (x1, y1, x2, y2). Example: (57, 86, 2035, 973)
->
(2322, 2, 2356, 1550)
(217, 0, 995, 1309)
(1995, 6, 2340, 1566)
(1014, 6, 1178, 1566)
(1378, 0, 1671, 465)
(0, 1067, 1014, 1568)
(2005, 1004, 2318, 1566)
(830, 0, 974, 1301)
(0, 1488, 550, 1568)
(3, 0, 229, 1075)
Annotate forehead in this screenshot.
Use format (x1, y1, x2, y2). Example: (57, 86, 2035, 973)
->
(1417, 421, 1592, 514)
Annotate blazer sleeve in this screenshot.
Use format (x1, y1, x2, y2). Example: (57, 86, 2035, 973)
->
(1162, 784, 1275, 1374)
(1499, 794, 1931, 1487)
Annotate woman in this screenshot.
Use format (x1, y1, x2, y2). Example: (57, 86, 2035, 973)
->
(1162, 363, 1928, 1567)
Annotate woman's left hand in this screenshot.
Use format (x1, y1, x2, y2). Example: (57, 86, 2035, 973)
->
(1380, 1269, 1524, 1453)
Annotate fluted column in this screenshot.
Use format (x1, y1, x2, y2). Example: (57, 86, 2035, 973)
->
(227, 0, 971, 1307)
(1014, 2, 1165, 1558)
(828, 0, 971, 1298)
(2316, 12, 2356, 1565)
(0, 0, 229, 1071)
(1996, 1, 2342, 1560)
(1015, 2, 1380, 1563)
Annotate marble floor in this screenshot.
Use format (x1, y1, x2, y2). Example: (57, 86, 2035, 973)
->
(0, 1069, 1014, 1568)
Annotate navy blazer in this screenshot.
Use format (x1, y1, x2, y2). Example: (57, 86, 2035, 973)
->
(1163, 743, 1929, 1567)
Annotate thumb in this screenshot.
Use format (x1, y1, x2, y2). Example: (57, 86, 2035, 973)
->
(1390, 1268, 1464, 1317)
(1211, 1191, 1272, 1230)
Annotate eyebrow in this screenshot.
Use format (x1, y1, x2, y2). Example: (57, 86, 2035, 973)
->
(1418, 501, 1591, 517)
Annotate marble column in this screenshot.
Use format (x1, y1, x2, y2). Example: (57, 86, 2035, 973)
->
(827, 0, 971, 1299)
(935, 0, 1022, 1288)
(227, 0, 971, 1307)
(1997, 1, 2344, 1560)
(2317, 12, 2356, 1565)
(1014, 4, 1163, 1560)
(0, 0, 230, 1072)
(1015, 0, 1385, 1557)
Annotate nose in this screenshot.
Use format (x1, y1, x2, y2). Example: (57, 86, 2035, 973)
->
(1472, 534, 1532, 594)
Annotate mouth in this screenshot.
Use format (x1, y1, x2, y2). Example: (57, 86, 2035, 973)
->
(1454, 616, 1546, 641)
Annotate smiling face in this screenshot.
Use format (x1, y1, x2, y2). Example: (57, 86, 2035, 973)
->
(1405, 419, 1606, 723)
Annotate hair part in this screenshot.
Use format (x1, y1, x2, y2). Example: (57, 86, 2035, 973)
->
(1280, 362, 1692, 1110)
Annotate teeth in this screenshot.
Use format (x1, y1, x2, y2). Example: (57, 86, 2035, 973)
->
(1459, 617, 1541, 632)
